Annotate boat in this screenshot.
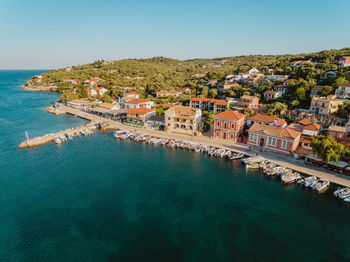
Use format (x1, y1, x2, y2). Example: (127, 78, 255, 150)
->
(315, 179, 330, 193)
(246, 162, 259, 169)
(53, 137, 61, 144)
(230, 153, 244, 160)
(304, 176, 317, 188)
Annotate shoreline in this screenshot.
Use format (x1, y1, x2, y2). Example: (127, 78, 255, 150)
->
(22, 103, 350, 188)
(22, 85, 58, 92)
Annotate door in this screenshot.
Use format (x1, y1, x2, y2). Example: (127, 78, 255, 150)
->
(223, 132, 227, 140)
(260, 137, 265, 147)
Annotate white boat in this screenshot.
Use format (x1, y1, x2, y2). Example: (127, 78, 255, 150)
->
(315, 179, 330, 193)
(230, 153, 244, 160)
(53, 137, 61, 144)
(304, 176, 317, 188)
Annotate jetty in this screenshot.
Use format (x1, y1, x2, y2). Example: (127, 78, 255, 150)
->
(18, 122, 95, 148)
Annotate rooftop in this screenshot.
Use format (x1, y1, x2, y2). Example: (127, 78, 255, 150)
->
(127, 107, 155, 115)
(328, 125, 347, 132)
(247, 114, 286, 125)
(249, 123, 301, 139)
(214, 111, 245, 120)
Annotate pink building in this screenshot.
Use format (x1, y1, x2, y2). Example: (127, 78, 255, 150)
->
(239, 95, 259, 109)
(247, 123, 301, 155)
(213, 111, 245, 141)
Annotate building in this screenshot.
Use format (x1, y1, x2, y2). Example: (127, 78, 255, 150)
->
(274, 85, 288, 96)
(87, 88, 97, 96)
(189, 98, 227, 112)
(125, 98, 154, 109)
(309, 96, 344, 115)
(165, 106, 202, 135)
(217, 82, 238, 93)
(327, 125, 347, 142)
(335, 83, 350, 99)
(264, 75, 288, 82)
(337, 56, 350, 68)
(247, 123, 301, 155)
(126, 108, 156, 126)
(299, 122, 322, 150)
(63, 78, 80, 85)
(206, 79, 218, 85)
(124, 92, 139, 99)
(289, 60, 312, 67)
(264, 90, 280, 100)
(98, 102, 120, 111)
(246, 68, 259, 75)
(212, 111, 245, 141)
(156, 90, 182, 98)
(246, 114, 287, 128)
(310, 86, 323, 97)
(238, 96, 259, 109)
(146, 115, 165, 129)
(94, 87, 108, 96)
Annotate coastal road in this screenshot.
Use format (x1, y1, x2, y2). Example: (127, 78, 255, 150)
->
(60, 104, 350, 188)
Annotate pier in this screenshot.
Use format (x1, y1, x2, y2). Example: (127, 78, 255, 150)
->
(18, 122, 95, 148)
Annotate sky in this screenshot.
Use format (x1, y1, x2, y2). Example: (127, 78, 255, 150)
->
(0, 0, 349, 69)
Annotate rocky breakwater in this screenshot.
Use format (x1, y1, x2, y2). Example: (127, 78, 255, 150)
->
(18, 123, 96, 148)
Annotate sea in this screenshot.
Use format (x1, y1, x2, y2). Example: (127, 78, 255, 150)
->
(0, 70, 350, 262)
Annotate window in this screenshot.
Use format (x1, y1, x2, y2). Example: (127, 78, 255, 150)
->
(250, 134, 257, 142)
(268, 137, 276, 146)
(281, 140, 287, 149)
(217, 121, 220, 127)
(330, 132, 335, 137)
(338, 133, 343, 138)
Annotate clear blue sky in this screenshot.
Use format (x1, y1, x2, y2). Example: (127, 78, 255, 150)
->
(1, 0, 349, 69)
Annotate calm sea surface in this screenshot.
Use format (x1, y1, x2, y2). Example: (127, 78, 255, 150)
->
(0, 70, 350, 262)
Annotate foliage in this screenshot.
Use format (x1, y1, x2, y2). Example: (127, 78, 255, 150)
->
(311, 135, 345, 163)
(335, 101, 350, 119)
(321, 85, 333, 96)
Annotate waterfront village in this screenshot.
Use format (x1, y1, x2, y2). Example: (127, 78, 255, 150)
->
(23, 53, 350, 201)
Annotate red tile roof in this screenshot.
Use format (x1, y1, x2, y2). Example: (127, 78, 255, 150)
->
(127, 108, 154, 115)
(214, 111, 245, 120)
(248, 114, 286, 125)
(299, 118, 313, 126)
(303, 123, 321, 131)
(249, 123, 301, 139)
(126, 98, 151, 104)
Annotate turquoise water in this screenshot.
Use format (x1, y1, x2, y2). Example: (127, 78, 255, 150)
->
(1, 70, 350, 262)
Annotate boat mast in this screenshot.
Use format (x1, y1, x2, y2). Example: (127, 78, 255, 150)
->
(25, 131, 29, 141)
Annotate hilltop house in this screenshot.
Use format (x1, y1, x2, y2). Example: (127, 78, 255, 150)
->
(238, 96, 259, 109)
(264, 90, 280, 100)
(335, 84, 350, 99)
(94, 87, 108, 96)
(189, 98, 227, 112)
(156, 90, 182, 98)
(309, 95, 344, 115)
(274, 85, 288, 96)
(310, 86, 323, 97)
(336, 56, 350, 68)
(124, 92, 139, 99)
(246, 114, 287, 128)
(212, 111, 245, 141)
(165, 106, 202, 135)
(247, 123, 301, 155)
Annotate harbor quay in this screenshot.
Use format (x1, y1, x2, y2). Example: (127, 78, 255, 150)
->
(22, 103, 350, 188)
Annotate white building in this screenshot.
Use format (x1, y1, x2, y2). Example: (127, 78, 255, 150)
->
(125, 99, 154, 109)
(335, 84, 350, 99)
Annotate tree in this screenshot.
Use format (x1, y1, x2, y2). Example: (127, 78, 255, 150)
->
(296, 87, 306, 101)
(311, 135, 345, 163)
(335, 101, 350, 119)
(333, 77, 349, 88)
(101, 94, 112, 103)
(321, 85, 333, 96)
(267, 102, 287, 116)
